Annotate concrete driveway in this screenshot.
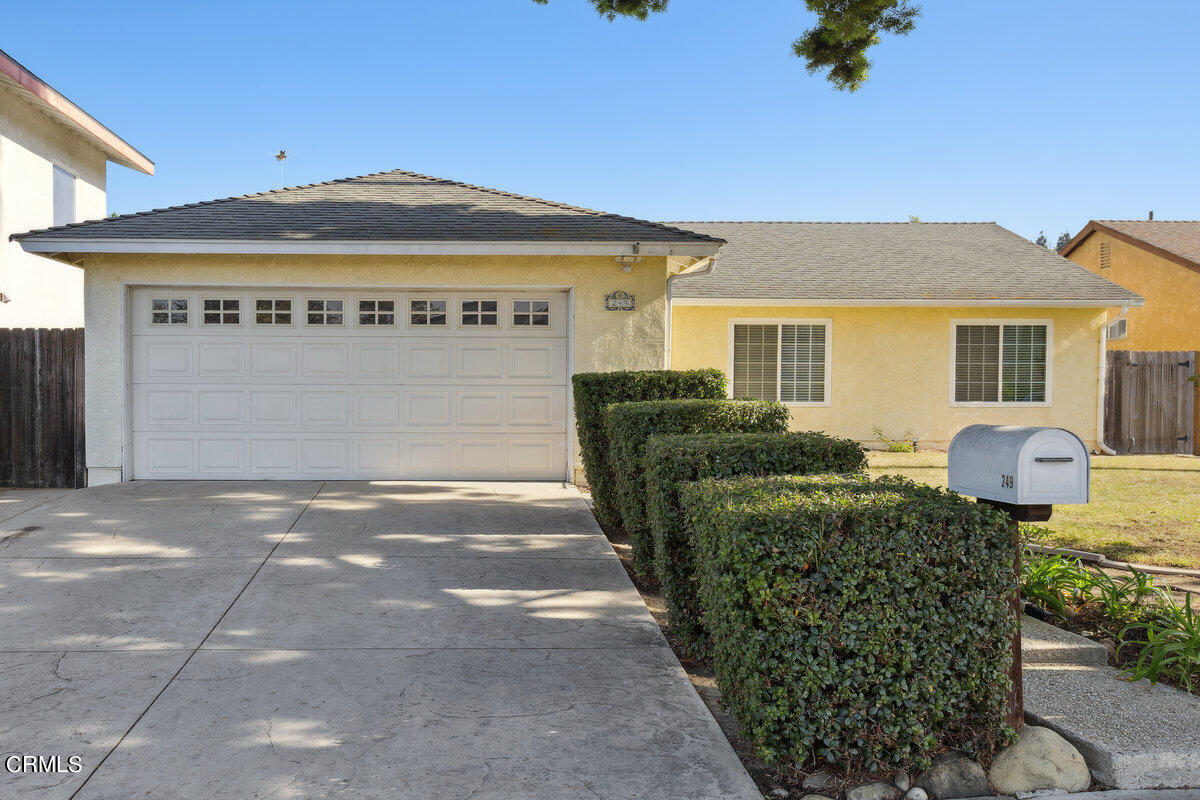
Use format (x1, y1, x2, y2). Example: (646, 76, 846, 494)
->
(0, 481, 758, 800)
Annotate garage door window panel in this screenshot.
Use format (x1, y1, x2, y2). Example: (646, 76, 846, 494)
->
(306, 299, 344, 326)
(358, 299, 396, 326)
(461, 299, 499, 327)
(255, 299, 293, 325)
(203, 299, 241, 326)
(151, 298, 190, 325)
(513, 299, 550, 327)
(410, 299, 448, 327)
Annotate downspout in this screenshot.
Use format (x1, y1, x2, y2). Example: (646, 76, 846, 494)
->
(1097, 318, 1116, 455)
(665, 256, 715, 369)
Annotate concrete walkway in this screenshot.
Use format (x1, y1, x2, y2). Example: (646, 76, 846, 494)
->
(0, 482, 758, 800)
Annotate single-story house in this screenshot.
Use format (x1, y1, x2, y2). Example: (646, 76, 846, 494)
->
(666, 221, 1141, 450)
(12, 169, 1140, 484)
(1060, 219, 1200, 351)
(0, 47, 153, 327)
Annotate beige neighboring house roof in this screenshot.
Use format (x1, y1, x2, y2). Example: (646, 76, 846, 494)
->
(0, 48, 153, 175)
(12, 169, 723, 257)
(662, 221, 1143, 307)
(1061, 220, 1200, 274)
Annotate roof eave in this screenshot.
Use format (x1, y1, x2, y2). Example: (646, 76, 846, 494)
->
(0, 50, 154, 175)
(13, 237, 723, 259)
(670, 296, 1144, 308)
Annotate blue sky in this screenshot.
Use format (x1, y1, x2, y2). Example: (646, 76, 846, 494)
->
(7, 0, 1198, 241)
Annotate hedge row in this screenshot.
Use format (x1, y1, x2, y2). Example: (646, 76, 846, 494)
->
(681, 474, 1016, 773)
(571, 369, 725, 531)
(605, 399, 789, 572)
(643, 431, 866, 651)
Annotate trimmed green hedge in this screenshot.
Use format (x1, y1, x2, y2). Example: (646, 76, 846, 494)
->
(571, 370, 725, 531)
(681, 474, 1016, 773)
(644, 431, 866, 651)
(605, 399, 789, 573)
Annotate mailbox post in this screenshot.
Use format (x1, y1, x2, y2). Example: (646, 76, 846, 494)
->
(948, 425, 1091, 730)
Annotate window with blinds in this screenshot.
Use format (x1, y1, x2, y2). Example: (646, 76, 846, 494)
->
(732, 322, 828, 404)
(954, 323, 1048, 403)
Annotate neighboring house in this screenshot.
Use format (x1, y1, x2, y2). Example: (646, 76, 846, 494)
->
(1060, 220, 1200, 351)
(12, 170, 1139, 484)
(667, 222, 1141, 449)
(0, 48, 153, 328)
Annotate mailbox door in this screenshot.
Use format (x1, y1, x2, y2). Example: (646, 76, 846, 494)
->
(1018, 430, 1089, 505)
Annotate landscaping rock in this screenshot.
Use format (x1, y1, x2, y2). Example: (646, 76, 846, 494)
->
(894, 772, 911, 791)
(903, 789, 928, 800)
(770, 788, 789, 798)
(846, 781, 900, 800)
(802, 770, 834, 790)
(915, 752, 990, 799)
(800, 796, 835, 800)
(987, 725, 1090, 794)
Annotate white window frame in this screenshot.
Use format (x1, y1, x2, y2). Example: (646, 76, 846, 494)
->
(949, 319, 1053, 408)
(513, 298, 552, 327)
(459, 297, 501, 327)
(149, 296, 191, 326)
(303, 297, 346, 327)
(726, 318, 832, 408)
(355, 297, 399, 327)
(200, 296, 243, 327)
(252, 297, 295, 327)
(407, 298, 449, 328)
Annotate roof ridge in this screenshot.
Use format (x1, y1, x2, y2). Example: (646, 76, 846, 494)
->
(16, 167, 717, 243)
(1095, 219, 1200, 223)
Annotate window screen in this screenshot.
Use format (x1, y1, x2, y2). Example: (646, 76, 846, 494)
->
(732, 324, 778, 401)
(780, 324, 827, 403)
(954, 323, 1047, 403)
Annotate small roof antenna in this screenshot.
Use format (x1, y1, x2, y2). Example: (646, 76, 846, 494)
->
(275, 150, 288, 188)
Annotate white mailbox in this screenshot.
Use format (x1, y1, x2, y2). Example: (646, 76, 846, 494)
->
(948, 425, 1089, 507)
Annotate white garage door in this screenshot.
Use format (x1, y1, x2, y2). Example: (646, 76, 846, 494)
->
(130, 287, 569, 480)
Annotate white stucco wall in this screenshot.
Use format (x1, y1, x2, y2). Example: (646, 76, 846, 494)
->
(80, 252, 671, 484)
(0, 83, 107, 328)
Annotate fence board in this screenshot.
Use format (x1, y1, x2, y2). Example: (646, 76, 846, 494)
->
(1104, 350, 1196, 455)
(0, 328, 86, 488)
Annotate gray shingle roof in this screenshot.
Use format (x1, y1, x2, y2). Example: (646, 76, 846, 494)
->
(663, 221, 1142, 305)
(13, 169, 722, 245)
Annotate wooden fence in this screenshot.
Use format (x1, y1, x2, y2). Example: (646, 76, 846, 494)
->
(1104, 350, 1196, 455)
(0, 328, 85, 488)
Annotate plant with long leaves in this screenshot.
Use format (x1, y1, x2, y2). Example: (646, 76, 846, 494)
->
(1019, 554, 1092, 617)
(1119, 594, 1200, 693)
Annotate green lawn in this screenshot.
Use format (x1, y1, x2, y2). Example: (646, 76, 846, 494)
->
(868, 451, 1200, 569)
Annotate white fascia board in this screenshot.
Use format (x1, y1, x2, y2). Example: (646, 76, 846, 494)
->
(670, 297, 1144, 308)
(16, 238, 722, 258)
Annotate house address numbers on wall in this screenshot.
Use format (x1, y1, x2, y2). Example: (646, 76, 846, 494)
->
(604, 290, 635, 311)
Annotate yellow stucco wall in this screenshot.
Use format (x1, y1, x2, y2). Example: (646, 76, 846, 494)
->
(671, 304, 1107, 449)
(0, 83, 107, 328)
(1067, 232, 1200, 351)
(80, 252, 669, 482)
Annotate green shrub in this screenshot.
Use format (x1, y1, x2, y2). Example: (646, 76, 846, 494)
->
(644, 431, 866, 651)
(571, 370, 725, 531)
(605, 399, 789, 572)
(681, 474, 1016, 773)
